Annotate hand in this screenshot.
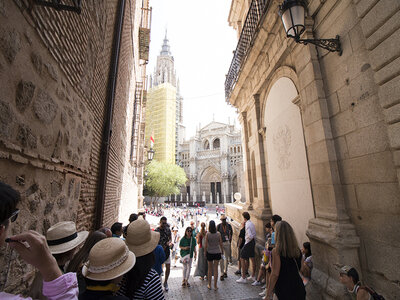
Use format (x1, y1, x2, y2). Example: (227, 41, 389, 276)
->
(8, 230, 62, 282)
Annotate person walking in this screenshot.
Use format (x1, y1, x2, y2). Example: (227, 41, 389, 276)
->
(204, 220, 223, 291)
(194, 222, 208, 280)
(217, 214, 232, 280)
(236, 212, 256, 283)
(235, 221, 246, 276)
(171, 227, 180, 267)
(265, 221, 306, 300)
(179, 226, 197, 287)
(154, 216, 172, 292)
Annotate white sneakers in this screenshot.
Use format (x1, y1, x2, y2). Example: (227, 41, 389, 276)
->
(236, 277, 247, 283)
(259, 289, 266, 297)
(247, 276, 256, 281)
(252, 280, 262, 286)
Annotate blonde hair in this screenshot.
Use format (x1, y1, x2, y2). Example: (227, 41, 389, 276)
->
(275, 221, 300, 258)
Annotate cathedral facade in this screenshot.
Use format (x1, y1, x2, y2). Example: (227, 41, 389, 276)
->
(177, 121, 245, 205)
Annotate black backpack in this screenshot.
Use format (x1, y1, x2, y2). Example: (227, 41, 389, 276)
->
(359, 285, 385, 300)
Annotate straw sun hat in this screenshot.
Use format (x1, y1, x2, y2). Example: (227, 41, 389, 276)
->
(82, 237, 136, 281)
(125, 216, 159, 257)
(46, 221, 89, 254)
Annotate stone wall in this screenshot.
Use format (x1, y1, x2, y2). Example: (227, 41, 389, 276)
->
(226, 0, 400, 298)
(0, 0, 146, 294)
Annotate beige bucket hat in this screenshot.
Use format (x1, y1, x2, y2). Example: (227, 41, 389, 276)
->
(220, 214, 227, 220)
(125, 216, 159, 257)
(46, 221, 89, 254)
(82, 237, 136, 281)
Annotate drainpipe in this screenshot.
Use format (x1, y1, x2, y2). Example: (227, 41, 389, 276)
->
(95, 0, 126, 229)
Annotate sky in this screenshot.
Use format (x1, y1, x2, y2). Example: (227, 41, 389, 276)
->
(147, 0, 240, 139)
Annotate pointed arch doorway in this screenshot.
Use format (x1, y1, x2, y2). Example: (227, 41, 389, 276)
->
(264, 77, 315, 243)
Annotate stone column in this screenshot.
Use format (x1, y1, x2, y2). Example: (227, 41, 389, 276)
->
(202, 191, 206, 202)
(238, 112, 253, 210)
(291, 22, 360, 299)
(193, 191, 196, 203)
(217, 192, 220, 204)
(223, 194, 226, 204)
(231, 192, 234, 203)
(210, 193, 213, 204)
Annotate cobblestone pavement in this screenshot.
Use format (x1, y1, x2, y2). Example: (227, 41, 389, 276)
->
(163, 261, 262, 300)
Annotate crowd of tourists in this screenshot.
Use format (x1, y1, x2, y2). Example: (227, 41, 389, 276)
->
(0, 180, 382, 300)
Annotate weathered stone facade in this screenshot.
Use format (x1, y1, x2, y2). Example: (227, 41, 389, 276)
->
(0, 0, 149, 294)
(178, 121, 245, 205)
(225, 0, 400, 299)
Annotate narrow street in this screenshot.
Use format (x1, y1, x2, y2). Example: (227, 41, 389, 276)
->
(164, 261, 260, 300)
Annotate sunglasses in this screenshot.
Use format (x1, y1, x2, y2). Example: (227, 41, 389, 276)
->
(10, 209, 19, 223)
(186, 229, 192, 232)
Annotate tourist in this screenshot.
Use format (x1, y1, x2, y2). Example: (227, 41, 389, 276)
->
(265, 221, 305, 300)
(154, 216, 172, 291)
(300, 241, 313, 285)
(30, 221, 89, 298)
(179, 226, 197, 287)
(190, 220, 198, 239)
(123, 213, 138, 238)
(66, 231, 107, 295)
(217, 214, 232, 280)
(235, 221, 246, 276)
(270, 214, 282, 246)
(171, 227, 180, 267)
(0, 181, 79, 299)
(236, 211, 256, 283)
(194, 222, 208, 280)
(98, 227, 112, 238)
(252, 222, 273, 287)
(79, 238, 135, 300)
(338, 266, 371, 300)
(204, 220, 223, 291)
(111, 222, 123, 238)
(117, 216, 164, 299)
(153, 242, 166, 282)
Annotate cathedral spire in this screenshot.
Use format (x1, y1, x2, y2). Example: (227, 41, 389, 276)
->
(160, 29, 171, 56)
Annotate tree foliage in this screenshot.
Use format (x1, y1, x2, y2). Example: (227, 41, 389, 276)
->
(144, 160, 187, 200)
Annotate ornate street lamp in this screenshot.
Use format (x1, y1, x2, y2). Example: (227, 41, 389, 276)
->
(147, 147, 155, 161)
(279, 0, 342, 55)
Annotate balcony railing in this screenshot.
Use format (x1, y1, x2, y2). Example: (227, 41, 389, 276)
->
(139, 6, 152, 62)
(225, 0, 269, 102)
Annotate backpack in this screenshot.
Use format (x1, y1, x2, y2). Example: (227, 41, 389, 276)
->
(359, 285, 385, 300)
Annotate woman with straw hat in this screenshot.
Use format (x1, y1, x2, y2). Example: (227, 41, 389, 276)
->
(117, 216, 164, 299)
(80, 237, 136, 300)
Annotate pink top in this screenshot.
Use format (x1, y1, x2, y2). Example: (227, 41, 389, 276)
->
(0, 272, 78, 300)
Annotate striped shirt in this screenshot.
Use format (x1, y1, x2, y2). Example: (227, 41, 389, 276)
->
(117, 269, 164, 300)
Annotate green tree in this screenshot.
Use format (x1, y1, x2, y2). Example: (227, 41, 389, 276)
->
(143, 160, 187, 204)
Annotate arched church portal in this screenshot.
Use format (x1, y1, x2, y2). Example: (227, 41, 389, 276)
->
(264, 77, 315, 243)
(200, 166, 221, 204)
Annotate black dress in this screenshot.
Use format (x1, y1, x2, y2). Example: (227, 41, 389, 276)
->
(274, 252, 306, 300)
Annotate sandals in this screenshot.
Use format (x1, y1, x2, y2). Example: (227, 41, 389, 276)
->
(186, 282, 191, 287)
(207, 285, 211, 290)
(182, 280, 186, 287)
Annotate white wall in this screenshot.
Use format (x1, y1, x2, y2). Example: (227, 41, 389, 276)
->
(264, 77, 314, 244)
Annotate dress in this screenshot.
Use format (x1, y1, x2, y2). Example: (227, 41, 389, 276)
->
(274, 253, 306, 300)
(194, 232, 208, 277)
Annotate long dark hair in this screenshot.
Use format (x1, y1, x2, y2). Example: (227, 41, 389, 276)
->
(125, 251, 155, 297)
(303, 242, 312, 258)
(208, 220, 216, 234)
(184, 226, 192, 238)
(66, 231, 107, 273)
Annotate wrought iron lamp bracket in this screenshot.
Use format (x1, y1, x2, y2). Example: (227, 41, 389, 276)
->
(296, 35, 342, 55)
(32, 0, 82, 14)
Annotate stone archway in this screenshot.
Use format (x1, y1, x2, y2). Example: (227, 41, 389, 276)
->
(264, 77, 314, 243)
(200, 166, 222, 204)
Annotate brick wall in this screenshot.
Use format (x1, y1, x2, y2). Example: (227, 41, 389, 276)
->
(0, 0, 147, 294)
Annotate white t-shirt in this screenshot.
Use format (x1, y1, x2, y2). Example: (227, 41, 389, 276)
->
(245, 220, 256, 244)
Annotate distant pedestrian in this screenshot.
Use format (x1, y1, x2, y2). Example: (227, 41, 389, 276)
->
(300, 242, 312, 285)
(179, 226, 197, 287)
(236, 212, 256, 283)
(235, 221, 246, 276)
(204, 220, 223, 291)
(265, 221, 305, 300)
(123, 213, 138, 238)
(217, 214, 232, 280)
(171, 227, 180, 267)
(270, 214, 282, 246)
(154, 216, 172, 292)
(194, 222, 208, 280)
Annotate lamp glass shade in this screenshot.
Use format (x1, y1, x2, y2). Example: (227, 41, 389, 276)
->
(147, 149, 154, 161)
(281, 5, 305, 38)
